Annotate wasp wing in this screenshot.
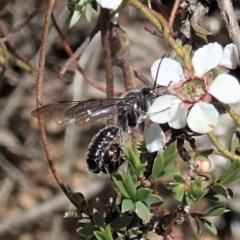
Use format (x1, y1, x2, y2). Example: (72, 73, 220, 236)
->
(31, 99, 125, 127)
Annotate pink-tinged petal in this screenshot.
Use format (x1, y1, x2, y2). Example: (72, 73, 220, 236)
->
(148, 95, 182, 123)
(209, 73, 240, 104)
(220, 44, 239, 69)
(169, 104, 187, 129)
(151, 58, 185, 86)
(96, 0, 122, 9)
(192, 42, 223, 77)
(144, 122, 166, 152)
(187, 102, 219, 134)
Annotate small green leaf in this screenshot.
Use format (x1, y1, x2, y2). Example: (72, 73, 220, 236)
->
(137, 188, 152, 201)
(111, 216, 133, 230)
(206, 205, 230, 216)
(93, 209, 105, 226)
(192, 23, 213, 35)
(231, 129, 240, 153)
(213, 183, 233, 199)
(172, 184, 185, 202)
(135, 201, 151, 222)
(200, 218, 218, 235)
(186, 178, 204, 204)
(122, 199, 135, 213)
(151, 143, 177, 179)
(66, 187, 87, 211)
(76, 226, 99, 237)
(174, 174, 186, 183)
(94, 225, 114, 240)
(220, 159, 240, 185)
(151, 151, 165, 179)
(205, 184, 233, 201)
(85, 2, 92, 22)
(144, 194, 164, 208)
(126, 148, 144, 177)
(63, 210, 81, 218)
(165, 181, 180, 190)
(113, 173, 131, 198)
(160, 167, 180, 177)
(124, 172, 137, 199)
(196, 149, 214, 158)
(162, 142, 178, 166)
(69, 10, 82, 27)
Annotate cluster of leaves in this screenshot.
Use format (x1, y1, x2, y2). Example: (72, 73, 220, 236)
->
(64, 140, 240, 239)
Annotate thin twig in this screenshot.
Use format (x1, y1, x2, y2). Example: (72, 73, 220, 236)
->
(2, 6, 41, 42)
(59, 20, 100, 78)
(51, 13, 122, 96)
(217, 0, 240, 52)
(168, 0, 181, 29)
(100, 8, 114, 98)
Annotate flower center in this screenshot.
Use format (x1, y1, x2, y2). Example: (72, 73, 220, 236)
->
(181, 79, 206, 103)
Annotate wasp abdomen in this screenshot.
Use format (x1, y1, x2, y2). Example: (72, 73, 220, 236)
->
(86, 126, 123, 174)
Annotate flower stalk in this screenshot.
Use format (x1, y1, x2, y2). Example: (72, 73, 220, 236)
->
(222, 104, 240, 127)
(207, 131, 240, 161)
(126, 0, 191, 68)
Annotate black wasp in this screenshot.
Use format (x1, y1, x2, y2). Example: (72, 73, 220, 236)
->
(31, 87, 165, 174)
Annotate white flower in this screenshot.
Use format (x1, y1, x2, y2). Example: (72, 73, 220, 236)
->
(148, 42, 240, 134)
(144, 121, 166, 152)
(96, 0, 122, 9)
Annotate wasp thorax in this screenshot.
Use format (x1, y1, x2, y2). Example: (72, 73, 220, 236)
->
(180, 79, 206, 103)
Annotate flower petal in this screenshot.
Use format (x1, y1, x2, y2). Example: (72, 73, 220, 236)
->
(144, 122, 166, 152)
(187, 102, 219, 133)
(192, 42, 223, 77)
(96, 0, 122, 9)
(151, 58, 185, 86)
(220, 43, 239, 69)
(148, 95, 182, 123)
(169, 104, 187, 129)
(208, 73, 240, 104)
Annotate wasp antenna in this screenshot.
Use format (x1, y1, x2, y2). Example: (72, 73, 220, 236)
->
(153, 55, 166, 89)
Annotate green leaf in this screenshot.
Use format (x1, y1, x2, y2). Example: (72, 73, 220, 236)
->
(162, 142, 178, 166)
(144, 194, 164, 208)
(111, 216, 133, 230)
(206, 183, 233, 201)
(69, 10, 82, 27)
(200, 218, 218, 235)
(63, 210, 81, 218)
(112, 173, 131, 198)
(174, 174, 186, 183)
(196, 149, 214, 158)
(151, 143, 177, 179)
(124, 172, 137, 199)
(172, 184, 185, 202)
(66, 186, 87, 211)
(151, 151, 165, 179)
(126, 148, 144, 177)
(165, 181, 180, 190)
(186, 178, 204, 204)
(135, 201, 151, 222)
(206, 206, 230, 216)
(160, 167, 180, 177)
(192, 23, 213, 35)
(220, 159, 240, 185)
(122, 199, 135, 213)
(93, 209, 105, 226)
(76, 226, 99, 237)
(231, 129, 240, 153)
(137, 188, 152, 201)
(85, 2, 92, 22)
(94, 225, 114, 240)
